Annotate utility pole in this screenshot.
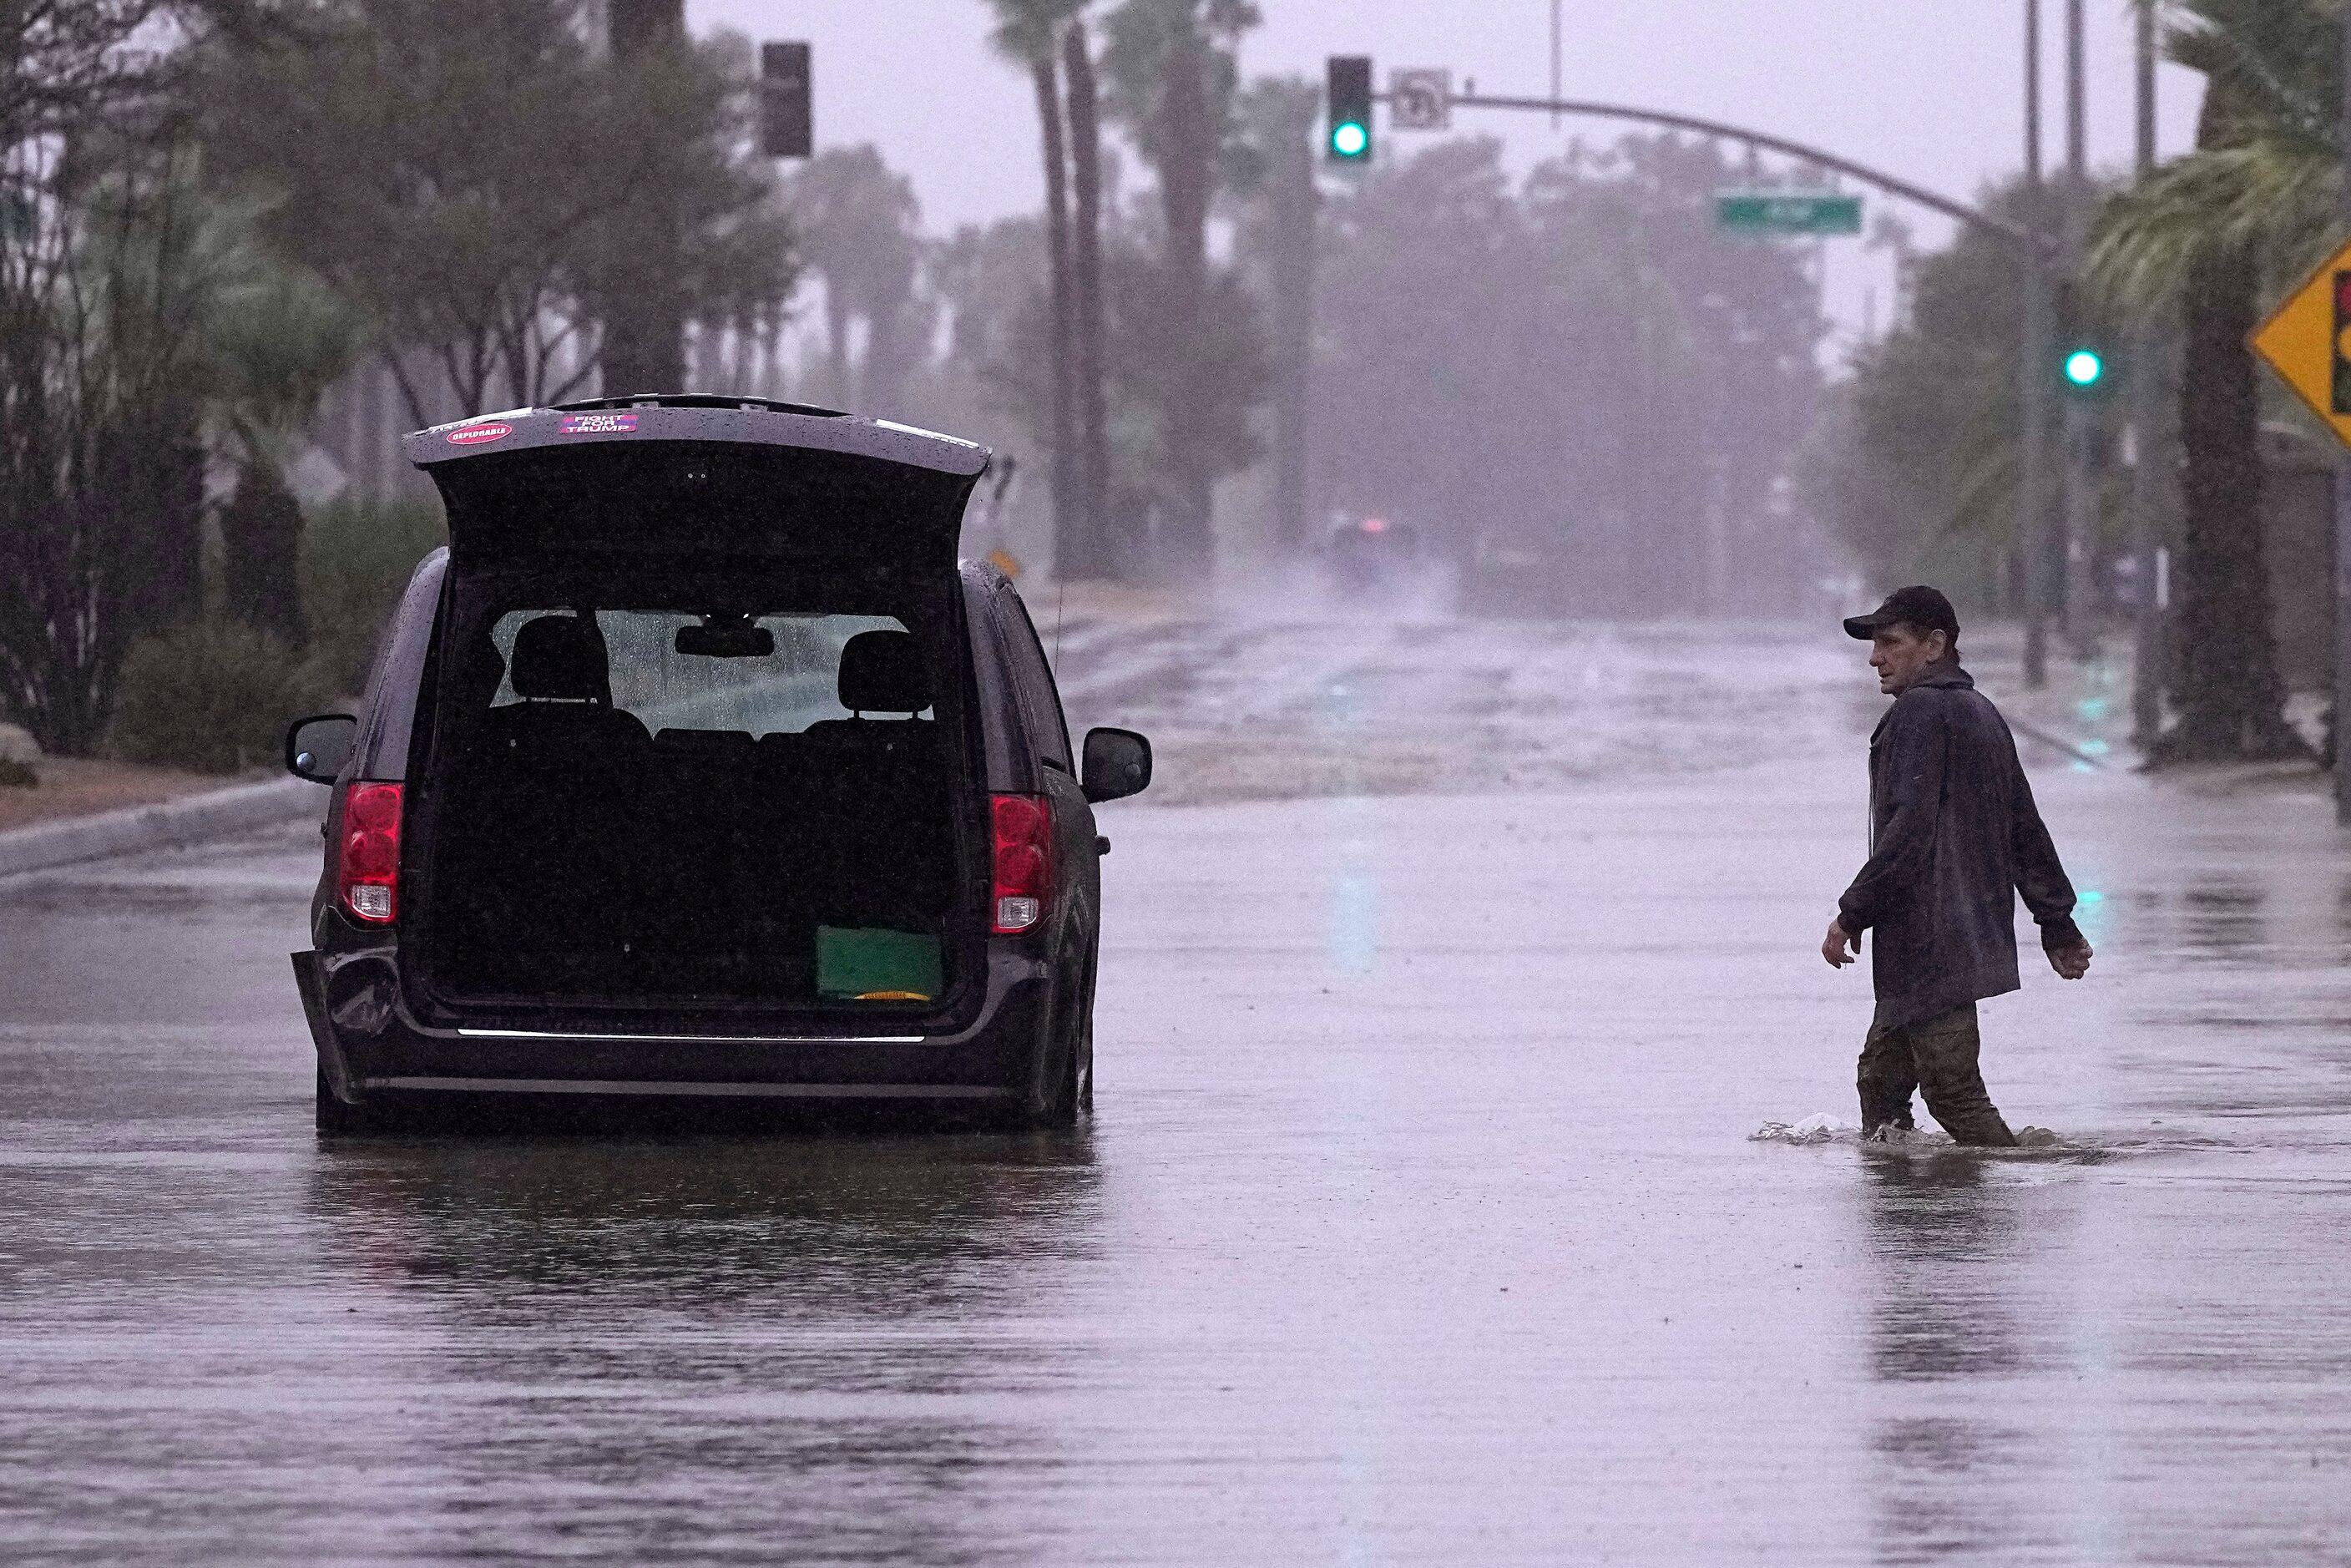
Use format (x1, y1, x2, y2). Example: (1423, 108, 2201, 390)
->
(2338, 0, 2351, 820)
(2060, 0, 2094, 649)
(1550, 0, 1562, 129)
(2131, 0, 2165, 746)
(2020, 0, 2051, 687)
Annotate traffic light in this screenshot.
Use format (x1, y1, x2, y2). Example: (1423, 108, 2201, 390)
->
(2061, 344, 2106, 392)
(2054, 281, 2111, 399)
(761, 42, 812, 159)
(1327, 56, 1373, 163)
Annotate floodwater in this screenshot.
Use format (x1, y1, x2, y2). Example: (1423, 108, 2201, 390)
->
(3, 619, 2350, 1565)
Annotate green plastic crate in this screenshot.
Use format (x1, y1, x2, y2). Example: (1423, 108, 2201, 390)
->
(816, 925, 943, 1001)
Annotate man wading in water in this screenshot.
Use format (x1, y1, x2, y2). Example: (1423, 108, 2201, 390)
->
(1822, 587, 2092, 1146)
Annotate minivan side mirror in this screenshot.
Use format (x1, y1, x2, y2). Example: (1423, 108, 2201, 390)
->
(1081, 727, 1152, 803)
(286, 714, 358, 784)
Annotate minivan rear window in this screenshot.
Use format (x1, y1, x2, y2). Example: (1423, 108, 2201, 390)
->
(484, 610, 923, 737)
(411, 583, 977, 1013)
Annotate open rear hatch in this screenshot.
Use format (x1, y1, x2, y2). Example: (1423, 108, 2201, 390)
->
(401, 401, 992, 1022)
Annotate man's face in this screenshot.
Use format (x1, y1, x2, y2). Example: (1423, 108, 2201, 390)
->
(1868, 625, 1947, 695)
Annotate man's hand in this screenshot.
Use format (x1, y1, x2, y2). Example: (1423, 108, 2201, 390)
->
(1822, 918, 1860, 969)
(2049, 938, 2093, 980)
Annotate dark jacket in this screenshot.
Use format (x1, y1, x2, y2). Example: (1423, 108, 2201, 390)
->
(1838, 661, 2083, 1027)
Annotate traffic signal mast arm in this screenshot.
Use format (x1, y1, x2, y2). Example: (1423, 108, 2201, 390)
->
(1407, 88, 2052, 264)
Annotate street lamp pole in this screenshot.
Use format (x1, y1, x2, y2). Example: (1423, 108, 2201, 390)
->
(2020, 0, 2051, 687)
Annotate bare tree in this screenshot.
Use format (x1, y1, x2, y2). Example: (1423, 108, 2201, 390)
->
(0, 5, 218, 751)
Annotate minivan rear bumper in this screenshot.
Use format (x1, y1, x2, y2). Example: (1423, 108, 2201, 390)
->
(293, 948, 1045, 1105)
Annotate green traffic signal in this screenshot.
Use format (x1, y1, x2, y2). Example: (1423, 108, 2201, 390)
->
(2063, 347, 2104, 388)
(1327, 55, 1373, 164)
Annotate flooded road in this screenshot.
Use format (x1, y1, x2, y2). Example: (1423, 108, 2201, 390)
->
(4, 619, 2350, 1564)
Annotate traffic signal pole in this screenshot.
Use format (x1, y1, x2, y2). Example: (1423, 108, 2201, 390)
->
(1429, 89, 2045, 250)
(2338, 0, 2351, 820)
(2020, 0, 2051, 687)
(2060, 0, 2095, 652)
(2131, 0, 2165, 746)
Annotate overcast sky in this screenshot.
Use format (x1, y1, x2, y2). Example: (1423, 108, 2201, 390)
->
(687, 1, 2206, 354)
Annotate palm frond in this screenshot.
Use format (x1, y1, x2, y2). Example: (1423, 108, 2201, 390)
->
(2164, 0, 2341, 148)
(984, 0, 1085, 65)
(2089, 138, 2343, 318)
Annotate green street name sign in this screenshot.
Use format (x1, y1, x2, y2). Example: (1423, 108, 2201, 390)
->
(1714, 192, 1863, 237)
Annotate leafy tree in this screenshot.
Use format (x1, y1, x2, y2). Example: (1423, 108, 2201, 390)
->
(2087, 0, 2316, 761)
(596, 23, 797, 399)
(1801, 180, 2045, 603)
(1099, 0, 1265, 579)
(788, 146, 928, 412)
(200, 205, 360, 649)
(202, 1, 794, 423)
(1315, 136, 1823, 613)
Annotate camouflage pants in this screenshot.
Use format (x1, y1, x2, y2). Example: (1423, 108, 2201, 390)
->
(1856, 1002, 2018, 1147)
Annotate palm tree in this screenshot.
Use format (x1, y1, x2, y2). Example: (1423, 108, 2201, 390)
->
(986, 0, 1085, 571)
(1099, 0, 1261, 583)
(2086, 0, 2325, 761)
(789, 145, 924, 408)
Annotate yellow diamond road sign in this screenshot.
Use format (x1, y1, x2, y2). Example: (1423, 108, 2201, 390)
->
(2250, 234, 2351, 450)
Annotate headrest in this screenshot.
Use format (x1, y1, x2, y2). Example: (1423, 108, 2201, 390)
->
(837, 630, 929, 714)
(509, 615, 612, 704)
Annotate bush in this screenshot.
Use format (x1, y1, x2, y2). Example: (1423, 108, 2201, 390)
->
(109, 620, 336, 775)
(300, 497, 447, 698)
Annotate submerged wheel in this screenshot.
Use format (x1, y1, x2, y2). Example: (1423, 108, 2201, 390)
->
(1012, 984, 1084, 1131)
(315, 1063, 385, 1135)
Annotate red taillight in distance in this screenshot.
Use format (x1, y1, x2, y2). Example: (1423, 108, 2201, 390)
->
(990, 793, 1052, 933)
(338, 782, 404, 923)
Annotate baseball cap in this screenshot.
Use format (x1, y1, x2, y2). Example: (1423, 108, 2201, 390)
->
(1843, 585, 1959, 642)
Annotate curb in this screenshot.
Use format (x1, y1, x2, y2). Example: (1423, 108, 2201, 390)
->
(0, 776, 326, 881)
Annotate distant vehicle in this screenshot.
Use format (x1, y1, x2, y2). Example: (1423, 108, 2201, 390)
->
(284, 395, 1152, 1132)
(1318, 513, 1428, 599)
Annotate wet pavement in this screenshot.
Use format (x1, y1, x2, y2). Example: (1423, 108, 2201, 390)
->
(4, 619, 2351, 1564)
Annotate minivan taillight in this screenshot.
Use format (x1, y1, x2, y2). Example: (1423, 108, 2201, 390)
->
(990, 793, 1052, 933)
(338, 782, 404, 924)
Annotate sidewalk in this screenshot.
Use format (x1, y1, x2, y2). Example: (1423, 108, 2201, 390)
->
(0, 768, 322, 880)
(0, 756, 267, 837)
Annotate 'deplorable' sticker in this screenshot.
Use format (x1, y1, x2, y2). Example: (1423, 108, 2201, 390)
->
(445, 422, 513, 446)
(559, 412, 639, 435)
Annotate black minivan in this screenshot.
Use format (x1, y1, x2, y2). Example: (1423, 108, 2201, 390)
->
(284, 396, 1151, 1132)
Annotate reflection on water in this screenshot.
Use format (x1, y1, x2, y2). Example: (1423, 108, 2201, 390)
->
(2, 1128, 1104, 1566)
(1860, 1151, 2029, 1383)
(296, 1130, 1103, 1564)
(2176, 882, 2268, 959)
(313, 1130, 1100, 1315)
(1860, 1151, 2051, 1565)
